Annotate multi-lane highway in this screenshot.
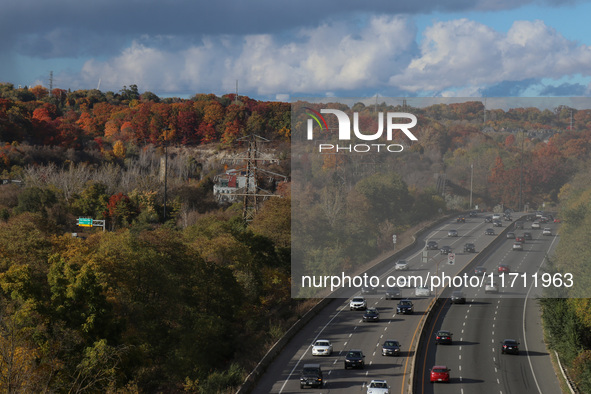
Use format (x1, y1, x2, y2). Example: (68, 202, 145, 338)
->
(416, 220, 562, 394)
(253, 213, 561, 393)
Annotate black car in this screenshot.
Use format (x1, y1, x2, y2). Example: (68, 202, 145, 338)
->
(362, 307, 380, 322)
(463, 243, 476, 253)
(450, 290, 466, 304)
(523, 232, 532, 240)
(396, 299, 414, 314)
(300, 364, 323, 388)
(344, 349, 365, 369)
(385, 286, 402, 300)
(493, 219, 503, 227)
(474, 266, 487, 275)
(469, 211, 478, 217)
(485, 228, 495, 235)
(501, 339, 520, 355)
(456, 216, 465, 223)
(381, 340, 401, 356)
(485, 216, 493, 223)
(435, 330, 453, 345)
(440, 245, 452, 255)
(506, 232, 515, 239)
(361, 287, 377, 295)
(515, 221, 524, 229)
(426, 240, 439, 250)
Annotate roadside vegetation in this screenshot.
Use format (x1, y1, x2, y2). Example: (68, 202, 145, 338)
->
(1, 83, 591, 391)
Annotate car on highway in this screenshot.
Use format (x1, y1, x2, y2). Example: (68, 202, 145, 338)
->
(485, 215, 493, 223)
(504, 215, 513, 221)
(456, 216, 466, 223)
(485, 282, 499, 293)
(311, 340, 333, 356)
(543, 227, 552, 236)
(498, 264, 511, 273)
(350, 296, 367, 310)
(463, 242, 476, 253)
(440, 245, 452, 255)
(381, 340, 401, 356)
(501, 339, 520, 354)
(493, 219, 503, 227)
(515, 235, 525, 243)
(426, 240, 439, 250)
(385, 286, 402, 300)
(493, 213, 501, 220)
(344, 349, 365, 369)
(506, 232, 515, 239)
(435, 330, 453, 345)
(363, 307, 380, 322)
(512, 242, 523, 251)
(515, 221, 524, 229)
(367, 379, 390, 394)
(361, 287, 377, 295)
(450, 290, 466, 304)
(447, 229, 458, 237)
(532, 221, 541, 229)
(300, 364, 323, 388)
(430, 365, 451, 383)
(474, 266, 487, 275)
(396, 299, 414, 314)
(415, 286, 431, 297)
(469, 210, 478, 217)
(394, 260, 408, 270)
(485, 228, 495, 235)
(523, 232, 532, 240)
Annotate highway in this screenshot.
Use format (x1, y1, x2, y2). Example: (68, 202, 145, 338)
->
(416, 220, 563, 394)
(253, 213, 548, 393)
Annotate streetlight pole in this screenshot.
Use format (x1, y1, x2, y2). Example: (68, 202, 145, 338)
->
(469, 163, 473, 209)
(519, 132, 524, 212)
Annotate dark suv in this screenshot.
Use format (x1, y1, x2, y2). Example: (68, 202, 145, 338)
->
(344, 349, 365, 369)
(396, 299, 414, 314)
(385, 286, 402, 300)
(300, 363, 323, 388)
(463, 243, 476, 253)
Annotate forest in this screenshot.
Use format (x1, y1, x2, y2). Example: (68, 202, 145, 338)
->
(1, 82, 591, 391)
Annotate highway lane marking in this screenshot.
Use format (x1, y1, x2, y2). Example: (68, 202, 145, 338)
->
(521, 232, 560, 394)
(277, 301, 350, 393)
(419, 297, 447, 394)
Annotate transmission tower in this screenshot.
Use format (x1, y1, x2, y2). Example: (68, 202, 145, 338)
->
(221, 134, 286, 222)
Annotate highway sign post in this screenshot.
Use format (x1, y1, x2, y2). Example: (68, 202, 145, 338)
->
(77, 218, 93, 227)
(447, 253, 455, 265)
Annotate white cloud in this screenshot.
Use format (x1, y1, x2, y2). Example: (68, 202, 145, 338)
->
(389, 19, 591, 94)
(68, 16, 591, 97)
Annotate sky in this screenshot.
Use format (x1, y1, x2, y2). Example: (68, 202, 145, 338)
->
(2, 0, 591, 101)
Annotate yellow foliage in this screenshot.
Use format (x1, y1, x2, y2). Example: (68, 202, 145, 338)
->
(113, 140, 126, 159)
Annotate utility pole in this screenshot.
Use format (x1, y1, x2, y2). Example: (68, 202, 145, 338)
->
(470, 163, 473, 209)
(162, 127, 169, 221)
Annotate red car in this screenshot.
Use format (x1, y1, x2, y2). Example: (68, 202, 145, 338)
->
(498, 264, 510, 273)
(515, 236, 525, 243)
(430, 365, 450, 383)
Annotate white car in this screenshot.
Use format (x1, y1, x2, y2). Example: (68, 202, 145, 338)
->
(512, 242, 523, 251)
(350, 296, 367, 310)
(543, 228, 552, 236)
(312, 339, 333, 356)
(367, 379, 390, 394)
(532, 222, 541, 229)
(395, 260, 408, 270)
(492, 213, 501, 220)
(415, 286, 431, 297)
(447, 229, 458, 237)
(485, 283, 499, 293)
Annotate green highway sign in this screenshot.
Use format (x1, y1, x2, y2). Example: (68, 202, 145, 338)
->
(77, 218, 93, 227)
